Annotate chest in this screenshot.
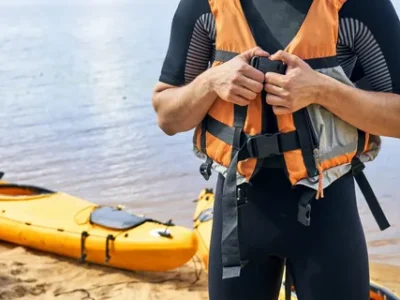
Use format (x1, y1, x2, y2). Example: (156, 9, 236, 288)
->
(239, 0, 314, 52)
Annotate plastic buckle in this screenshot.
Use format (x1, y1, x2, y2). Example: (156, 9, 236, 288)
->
(297, 203, 311, 226)
(199, 162, 212, 181)
(277, 62, 288, 74)
(246, 133, 280, 159)
(236, 185, 248, 206)
(255, 56, 287, 75)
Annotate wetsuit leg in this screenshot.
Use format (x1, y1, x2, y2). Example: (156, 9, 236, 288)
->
(208, 169, 370, 300)
(286, 171, 370, 300)
(208, 173, 285, 300)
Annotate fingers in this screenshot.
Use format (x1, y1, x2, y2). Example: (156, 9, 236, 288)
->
(228, 94, 251, 106)
(265, 72, 287, 88)
(264, 83, 287, 98)
(236, 74, 264, 93)
(242, 65, 265, 83)
(266, 94, 292, 115)
(252, 47, 270, 58)
(232, 85, 258, 101)
(220, 83, 255, 106)
(269, 50, 299, 66)
(240, 46, 270, 62)
(266, 94, 287, 107)
(272, 105, 291, 115)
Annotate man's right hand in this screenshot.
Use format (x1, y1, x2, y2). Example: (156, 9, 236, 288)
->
(210, 47, 269, 106)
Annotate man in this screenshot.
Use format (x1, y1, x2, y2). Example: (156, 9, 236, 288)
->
(152, 0, 400, 299)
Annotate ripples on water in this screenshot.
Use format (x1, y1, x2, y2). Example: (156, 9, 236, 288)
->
(0, 0, 399, 266)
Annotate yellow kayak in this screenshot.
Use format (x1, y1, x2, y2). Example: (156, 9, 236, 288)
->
(0, 173, 198, 272)
(193, 188, 400, 300)
(193, 188, 214, 272)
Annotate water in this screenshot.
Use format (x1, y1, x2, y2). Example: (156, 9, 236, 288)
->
(0, 0, 399, 267)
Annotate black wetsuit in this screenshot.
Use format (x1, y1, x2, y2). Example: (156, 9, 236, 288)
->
(158, 0, 400, 299)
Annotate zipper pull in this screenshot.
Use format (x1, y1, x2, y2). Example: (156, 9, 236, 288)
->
(313, 148, 324, 199)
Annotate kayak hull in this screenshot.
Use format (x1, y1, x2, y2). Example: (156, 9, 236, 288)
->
(0, 181, 198, 272)
(192, 189, 213, 271)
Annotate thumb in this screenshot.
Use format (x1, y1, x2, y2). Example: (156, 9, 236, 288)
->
(269, 50, 299, 66)
(239, 46, 270, 62)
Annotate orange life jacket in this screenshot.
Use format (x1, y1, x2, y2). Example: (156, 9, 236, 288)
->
(192, 0, 390, 279)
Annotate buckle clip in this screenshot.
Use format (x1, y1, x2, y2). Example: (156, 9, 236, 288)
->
(246, 133, 281, 159)
(297, 203, 311, 226)
(199, 160, 212, 181)
(252, 56, 287, 75)
(236, 186, 248, 206)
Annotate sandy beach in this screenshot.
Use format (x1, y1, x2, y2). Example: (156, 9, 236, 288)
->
(0, 241, 208, 300)
(0, 241, 398, 300)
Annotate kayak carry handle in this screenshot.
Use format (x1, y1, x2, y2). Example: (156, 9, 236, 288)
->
(105, 234, 115, 263)
(79, 231, 89, 263)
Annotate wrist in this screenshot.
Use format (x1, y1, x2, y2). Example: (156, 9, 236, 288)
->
(313, 71, 342, 106)
(192, 67, 219, 104)
(201, 67, 218, 95)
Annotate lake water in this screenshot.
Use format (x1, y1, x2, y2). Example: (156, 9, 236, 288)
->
(0, 0, 399, 267)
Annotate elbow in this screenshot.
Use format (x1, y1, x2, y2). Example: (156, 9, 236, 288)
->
(157, 117, 177, 136)
(152, 91, 177, 136)
(152, 84, 186, 136)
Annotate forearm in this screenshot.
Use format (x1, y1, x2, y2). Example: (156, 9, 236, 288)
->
(152, 68, 217, 136)
(316, 74, 400, 138)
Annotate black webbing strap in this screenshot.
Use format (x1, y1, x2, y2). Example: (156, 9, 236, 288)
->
(219, 108, 304, 279)
(221, 104, 247, 279)
(214, 50, 339, 70)
(292, 108, 319, 227)
(200, 118, 207, 154)
(204, 114, 301, 159)
(352, 130, 390, 231)
(293, 109, 319, 178)
(199, 118, 213, 181)
(354, 171, 390, 230)
(214, 50, 238, 62)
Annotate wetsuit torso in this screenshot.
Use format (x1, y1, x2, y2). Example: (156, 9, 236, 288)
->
(158, 0, 400, 299)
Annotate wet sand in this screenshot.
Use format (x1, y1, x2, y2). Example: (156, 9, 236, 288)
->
(0, 241, 399, 300)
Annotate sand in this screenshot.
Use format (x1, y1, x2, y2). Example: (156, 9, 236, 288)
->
(0, 242, 399, 300)
(0, 242, 208, 300)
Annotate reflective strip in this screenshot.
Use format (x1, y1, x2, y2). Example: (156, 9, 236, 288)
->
(318, 142, 358, 163)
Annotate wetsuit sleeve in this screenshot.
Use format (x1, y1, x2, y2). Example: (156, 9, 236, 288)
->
(158, 0, 214, 86)
(339, 0, 400, 94)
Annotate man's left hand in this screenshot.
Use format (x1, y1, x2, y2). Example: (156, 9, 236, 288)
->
(264, 50, 326, 115)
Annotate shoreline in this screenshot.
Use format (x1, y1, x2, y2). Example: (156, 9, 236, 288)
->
(0, 242, 399, 300)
